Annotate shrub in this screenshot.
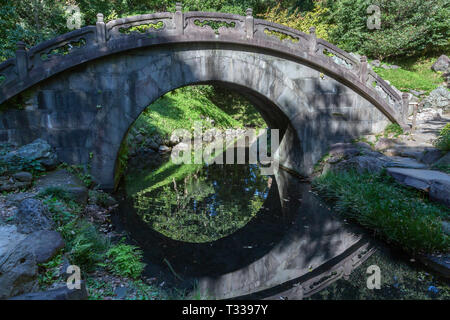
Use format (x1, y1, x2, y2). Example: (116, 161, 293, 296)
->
(327, 0, 450, 60)
(0, 1, 67, 61)
(383, 123, 403, 138)
(104, 241, 146, 279)
(61, 220, 109, 273)
(38, 187, 84, 226)
(0, 155, 45, 176)
(262, 2, 334, 41)
(434, 124, 450, 152)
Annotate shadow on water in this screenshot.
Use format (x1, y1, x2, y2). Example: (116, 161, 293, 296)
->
(112, 147, 377, 299)
(113, 151, 449, 300)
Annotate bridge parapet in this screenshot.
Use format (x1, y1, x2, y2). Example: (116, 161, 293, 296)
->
(0, 3, 407, 127)
(106, 12, 176, 39)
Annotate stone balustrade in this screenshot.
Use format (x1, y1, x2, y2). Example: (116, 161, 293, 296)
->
(0, 3, 407, 127)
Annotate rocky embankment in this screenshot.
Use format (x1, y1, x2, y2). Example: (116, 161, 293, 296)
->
(126, 123, 256, 168)
(0, 139, 117, 299)
(317, 103, 450, 277)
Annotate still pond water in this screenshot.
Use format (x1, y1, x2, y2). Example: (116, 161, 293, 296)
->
(113, 150, 449, 300)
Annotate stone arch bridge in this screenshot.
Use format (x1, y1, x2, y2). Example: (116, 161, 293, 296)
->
(0, 5, 410, 189)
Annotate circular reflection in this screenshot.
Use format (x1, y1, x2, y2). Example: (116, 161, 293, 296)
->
(124, 155, 271, 243)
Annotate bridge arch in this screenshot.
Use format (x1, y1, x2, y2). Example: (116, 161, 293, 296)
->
(0, 8, 409, 189)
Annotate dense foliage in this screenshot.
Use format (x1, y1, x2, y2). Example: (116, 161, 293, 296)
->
(262, 2, 334, 41)
(313, 170, 449, 254)
(434, 123, 450, 152)
(1, 0, 448, 62)
(0, 0, 277, 61)
(326, 0, 450, 60)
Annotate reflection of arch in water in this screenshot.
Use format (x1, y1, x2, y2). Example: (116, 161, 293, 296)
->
(114, 171, 296, 279)
(194, 169, 375, 299)
(115, 167, 374, 299)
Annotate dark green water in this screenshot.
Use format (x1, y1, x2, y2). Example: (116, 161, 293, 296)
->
(126, 160, 269, 243)
(114, 150, 449, 300)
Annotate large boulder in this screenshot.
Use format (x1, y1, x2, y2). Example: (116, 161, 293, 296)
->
(434, 152, 450, 168)
(13, 172, 33, 182)
(1, 139, 59, 171)
(387, 168, 450, 207)
(414, 108, 443, 122)
(15, 230, 65, 264)
(88, 190, 117, 208)
(35, 170, 88, 205)
(4, 192, 35, 207)
(0, 175, 32, 192)
(10, 281, 88, 300)
(0, 239, 38, 299)
(0, 229, 65, 299)
(420, 254, 450, 279)
(322, 143, 390, 175)
(384, 157, 427, 169)
(386, 168, 449, 191)
(333, 155, 388, 175)
(420, 149, 443, 165)
(328, 143, 364, 160)
(0, 225, 27, 259)
(375, 138, 398, 151)
(430, 180, 450, 208)
(431, 55, 450, 73)
(15, 198, 54, 234)
(422, 86, 450, 112)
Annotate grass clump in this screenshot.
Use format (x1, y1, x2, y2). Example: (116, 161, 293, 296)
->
(102, 241, 146, 280)
(37, 187, 83, 226)
(312, 170, 449, 254)
(0, 156, 45, 176)
(61, 220, 110, 273)
(38, 186, 71, 202)
(38, 254, 64, 289)
(383, 123, 404, 138)
(434, 123, 450, 152)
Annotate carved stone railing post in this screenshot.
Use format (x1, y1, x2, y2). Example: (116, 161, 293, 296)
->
(175, 2, 184, 35)
(245, 8, 254, 39)
(308, 27, 316, 54)
(402, 92, 410, 124)
(15, 41, 28, 81)
(360, 56, 368, 83)
(411, 102, 418, 133)
(96, 13, 106, 45)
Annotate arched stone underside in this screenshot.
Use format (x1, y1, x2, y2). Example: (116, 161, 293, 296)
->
(196, 169, 375, 300)
(0, 9, 408, 189)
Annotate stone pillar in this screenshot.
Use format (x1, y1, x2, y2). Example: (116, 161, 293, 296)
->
(175, 2, 184, 35)
(360, 56, 368, 84)
(401, 93, 410, 124)
(96, 13, 106, 45)
(411, 102, 418, 133)
(15, 41, 28, 81)
(245, 8, 254, 39)
(308, 27, 316, 55)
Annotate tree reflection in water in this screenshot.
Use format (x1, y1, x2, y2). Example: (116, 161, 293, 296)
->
(127, 160, 271, 243)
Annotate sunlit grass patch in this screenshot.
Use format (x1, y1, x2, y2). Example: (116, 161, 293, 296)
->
(372, 56, 446, 94)
(312, 170, 449, 254)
